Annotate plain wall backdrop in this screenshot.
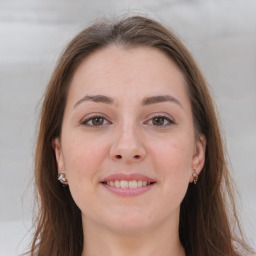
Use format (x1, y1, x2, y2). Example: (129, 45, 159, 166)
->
(0, 0, 255, 255)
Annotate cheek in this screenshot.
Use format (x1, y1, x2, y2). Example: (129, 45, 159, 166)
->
(62, 134, 108, 180)
(149, 133, 194, 190)
(62, 135, 109, 210)
(161, 141, 192, 205)
(152, 136, 193, 170)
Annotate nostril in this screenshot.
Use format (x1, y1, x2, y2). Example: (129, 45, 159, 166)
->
(116, 155, 122, 159)
(134, 155, 140, 159)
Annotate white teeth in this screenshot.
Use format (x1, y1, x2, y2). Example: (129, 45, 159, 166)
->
(105, 180, 153, 188)
(114, 180, 120, 188)
(120, 180, 128, 188)
(129, 180, 137, 188)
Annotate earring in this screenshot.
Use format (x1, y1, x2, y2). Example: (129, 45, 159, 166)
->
(192, 172, 198, 184)
(58, 173, 67, 183)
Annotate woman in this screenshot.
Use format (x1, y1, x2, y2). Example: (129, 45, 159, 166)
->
(28, 15, 254, 256)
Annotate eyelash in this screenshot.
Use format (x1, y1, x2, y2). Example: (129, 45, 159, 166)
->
(146, 115, 175, 127)
(81, 114, 175, 128)
(81, 114, 111, 128)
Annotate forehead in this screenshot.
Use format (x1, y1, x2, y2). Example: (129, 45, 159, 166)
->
(67, 45, 189, 106)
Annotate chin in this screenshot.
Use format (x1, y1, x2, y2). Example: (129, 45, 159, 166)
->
(100, 208, 158, 234)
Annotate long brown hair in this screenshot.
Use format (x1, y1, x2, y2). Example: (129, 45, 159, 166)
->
(28, 15, 254, 256)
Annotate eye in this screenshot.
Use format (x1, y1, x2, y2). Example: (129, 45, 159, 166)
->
(81, 115, 111, 127)
(146, 115, 174, 127)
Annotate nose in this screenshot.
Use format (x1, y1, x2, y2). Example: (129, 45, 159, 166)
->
(110, 124, 146, 163)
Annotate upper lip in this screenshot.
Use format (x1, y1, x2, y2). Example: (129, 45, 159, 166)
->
(100, 173, 156, 183)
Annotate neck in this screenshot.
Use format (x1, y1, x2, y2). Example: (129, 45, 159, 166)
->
(81, 214, 185, 256)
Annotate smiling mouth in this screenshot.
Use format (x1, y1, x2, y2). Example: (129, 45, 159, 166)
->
(101, 180, 156, 189)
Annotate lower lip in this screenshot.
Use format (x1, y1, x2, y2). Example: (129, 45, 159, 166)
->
(101, 183, 155, 197)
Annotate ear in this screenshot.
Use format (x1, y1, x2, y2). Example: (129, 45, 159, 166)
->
(52, 137, 67, 184)
(189, 134, 206, 183)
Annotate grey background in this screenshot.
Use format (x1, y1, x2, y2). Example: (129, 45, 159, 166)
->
(0, 0, 255, 255)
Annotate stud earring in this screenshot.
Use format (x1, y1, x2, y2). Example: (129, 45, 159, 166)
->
(58, 173, 67, 183)
(192, 171, 198, 184)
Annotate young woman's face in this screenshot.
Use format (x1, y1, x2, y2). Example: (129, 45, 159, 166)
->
(54, 46, 206, 234)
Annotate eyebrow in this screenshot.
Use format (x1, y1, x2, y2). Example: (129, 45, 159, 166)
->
(142, 95, 182, 108)
(74, 95, 114, 108)
(73, 94, 183, 109)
